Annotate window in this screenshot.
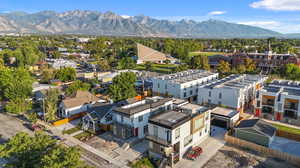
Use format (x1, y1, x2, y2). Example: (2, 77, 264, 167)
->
(194, 118, 204, 130)
(144, 125, 148, 135)
(209, 91, 211, 97)
(166, 130, 171, 142)
(138, 116, 143, 122)
(257, 101, 261, 108)
(208, 99, 211, 104)
(165, 85, 167, 89)
(196, 88, 199, 93)
(121, 115, 124, 123)
(184, 92, 187, 97)
(184, 135, 193, 147)
(190, 90, 193, 95)
(256, 91, 260, 98)
(149, 141, 153, 149)
(199, 130, 202, 137)
(219, 93, 222, 99)
(158, 84, 160, 88)
(175, 128, 180, 139)
(278, 103, 282, 111)
(153, 126, 158, 137)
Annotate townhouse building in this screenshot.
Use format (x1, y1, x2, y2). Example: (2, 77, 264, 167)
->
(112, 97, 173, 139)
(146, 104, 212, 166)
(152, 70, 218, 102)
(198, 74, 267, 112)
(254, 80, 300, 126)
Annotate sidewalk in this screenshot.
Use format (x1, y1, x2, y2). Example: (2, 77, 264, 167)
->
(38, 121, 130, 168)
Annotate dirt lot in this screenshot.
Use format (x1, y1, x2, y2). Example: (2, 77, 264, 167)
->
(203, 145, 298, 168)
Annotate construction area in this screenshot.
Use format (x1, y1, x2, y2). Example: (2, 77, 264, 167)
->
(203, 145, 298, 168)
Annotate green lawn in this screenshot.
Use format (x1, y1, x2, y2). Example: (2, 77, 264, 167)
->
(62, 127, 81, 135)
(189, 51, 226, 57)
(135, 63, 177, 74)
(131, 158, 155, 168)
(271, 123, 300, 135)
(74, 131, 94, 140)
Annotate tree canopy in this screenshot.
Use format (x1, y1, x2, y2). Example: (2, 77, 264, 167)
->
(0, 132, 90, 168)
(108, 72, 137, 102)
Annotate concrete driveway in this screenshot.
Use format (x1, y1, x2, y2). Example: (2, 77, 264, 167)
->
(270, 136, 300, 157)
(175, 126, 226, 168)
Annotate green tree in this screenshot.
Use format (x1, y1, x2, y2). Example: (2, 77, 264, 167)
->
(5, 98, 32, 114)
(117, 57, 136, 70)
(98, 59, 111, 71)
(283, 64, 300, 80)
(217, 61, 231, 77)
(41, 68, 55, 83)
(66, 80, 91, 96)
(190, 55, 210, 70)
(108, 72, 137, 102)
(44, 89, 60, 122)
(0, 132, 89, 168)
(236, 64, 246, 74)
(244, 58, 256, 73)
(174, 64, 189, 72)
(55, 67, 76, 82)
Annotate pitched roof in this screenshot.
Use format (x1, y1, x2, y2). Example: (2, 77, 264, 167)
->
(137, 43, 167, 62)
(87, 102, 114, 121)
(62, 91, 99, 109)
(236, 119, 276, 137)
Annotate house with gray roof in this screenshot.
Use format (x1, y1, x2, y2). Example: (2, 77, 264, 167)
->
(234, 119, 276, 147)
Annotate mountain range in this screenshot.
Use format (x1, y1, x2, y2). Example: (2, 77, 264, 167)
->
(0, 10, 298, 38)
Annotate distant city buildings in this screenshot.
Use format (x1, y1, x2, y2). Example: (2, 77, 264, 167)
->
(152, 70, 218, 102)
(255, 80, 300, 126)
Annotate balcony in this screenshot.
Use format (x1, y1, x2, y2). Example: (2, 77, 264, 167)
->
(146, 134, 171, 146)
(262, 106, 274, 114)
(284, 110, 298, 120)
(262, 99, 275, 106)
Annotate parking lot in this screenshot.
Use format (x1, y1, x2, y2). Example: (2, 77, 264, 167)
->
(270, 136, 300, 157)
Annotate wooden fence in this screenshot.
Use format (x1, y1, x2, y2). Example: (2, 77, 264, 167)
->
(224, 133, 300, 166)
(276, 130, 300, 142)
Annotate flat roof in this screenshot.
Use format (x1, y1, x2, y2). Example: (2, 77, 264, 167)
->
(114, 97, 173, 116)
(211, 107, 239, 118)
(181, 103, 208, 112)
(172, 98, 188, 105)
(154, 70, 218, 84)
(204, 74, 265, 89)
(149, 110, 190, 129)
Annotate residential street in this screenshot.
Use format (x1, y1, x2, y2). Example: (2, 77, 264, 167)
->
(0, 113, 33, 141)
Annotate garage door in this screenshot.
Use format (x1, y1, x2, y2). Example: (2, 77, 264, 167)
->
(212, 118, 228, 128)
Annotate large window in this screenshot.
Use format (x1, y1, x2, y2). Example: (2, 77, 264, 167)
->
(153, 126, 158, 137)
(184, 135, 193, 147)
(194, 117, 204, 130)
(138, 115, 143, 122)
(175, 128, 180, 139)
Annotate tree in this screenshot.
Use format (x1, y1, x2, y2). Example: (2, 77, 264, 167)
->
(0, 132, 89, 168)
(164, 59, 171, 64)
(190, 55, 210, 70)
(44, 89, 60, 122)
(174, 64, 189, 72)
(98, 59, 111, 71)
(217, 61, 231, 77)
(236, 64, 246, 74)
(244, 58, 256, 73)
(55, 67, 76, 82)
(41, 68, 55, 83)
(108, 72, 137, 102)
(117, 57, 136, 70)
(65, 80, 91, 96)
(52, 51, 61, 59)
(283, 64, 300, 80)
(5, 98, 32, 114)
(144, 61, 153, 71)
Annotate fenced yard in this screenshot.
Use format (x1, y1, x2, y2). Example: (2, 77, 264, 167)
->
(224, 133, 300, 166)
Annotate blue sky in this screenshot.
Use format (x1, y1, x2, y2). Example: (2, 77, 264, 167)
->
(1, 0, 300, 33)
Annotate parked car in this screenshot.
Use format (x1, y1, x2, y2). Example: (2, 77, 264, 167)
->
(186, 146, 203, 160)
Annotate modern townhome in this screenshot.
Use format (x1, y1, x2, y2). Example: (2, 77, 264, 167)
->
(112, 96, 173, 139)
(254, 80, 300, 126)
(198, 74, 267, 113)
(234, 119, 276, 147)
(59, 91, 99, 118)
(146, 104, 212, 166)
(152, 70, 219, 102)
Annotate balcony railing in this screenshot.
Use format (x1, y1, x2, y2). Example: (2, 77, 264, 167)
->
(146, 134, 171, 146)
